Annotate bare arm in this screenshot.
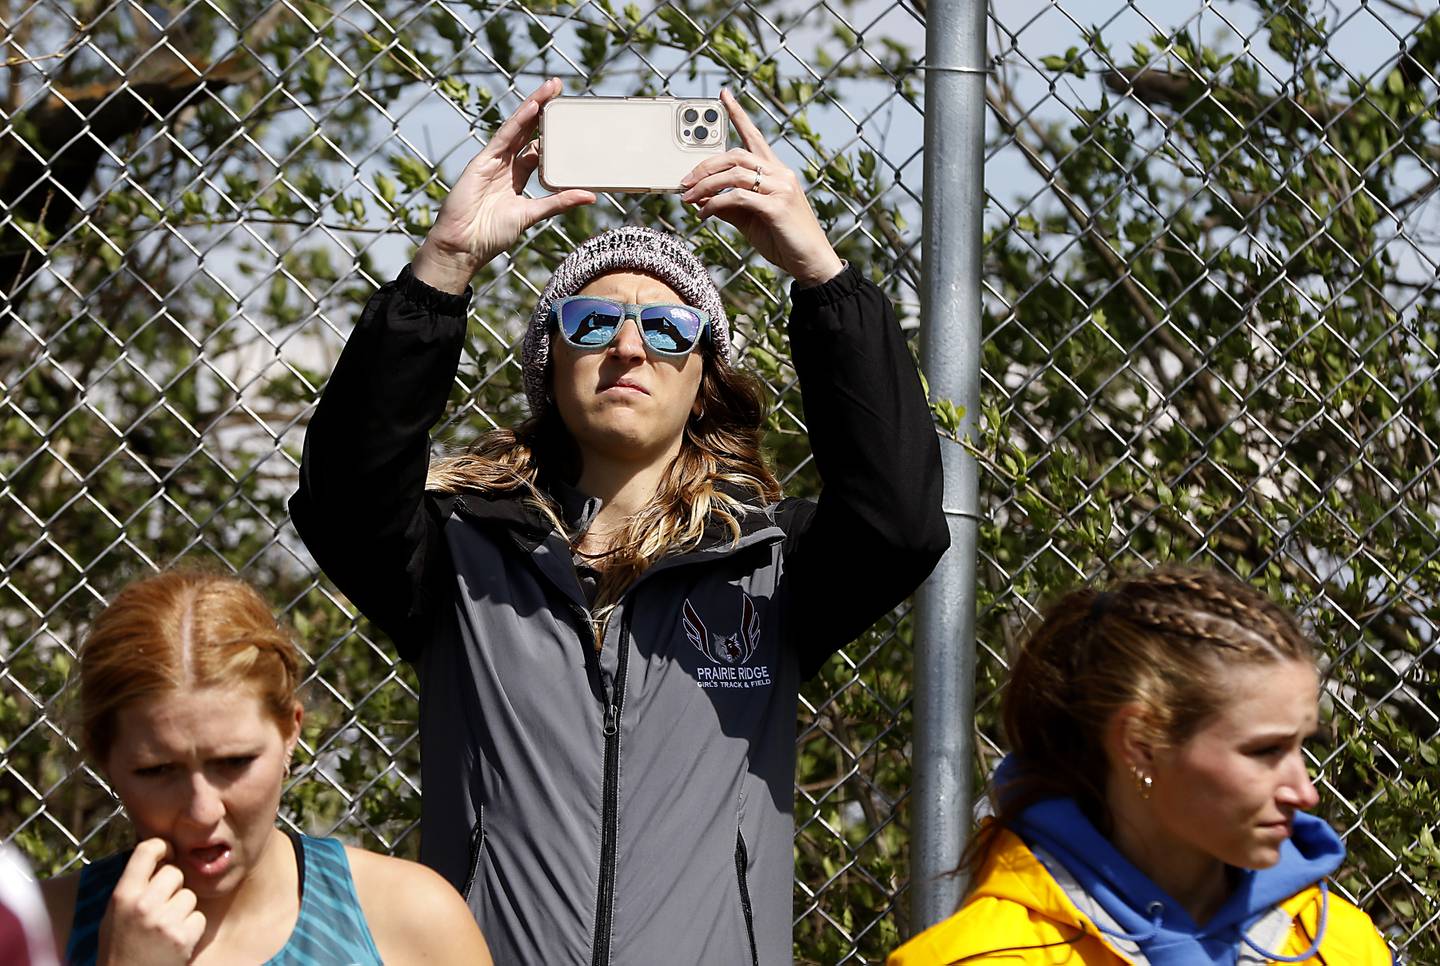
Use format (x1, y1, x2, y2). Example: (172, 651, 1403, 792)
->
(347, 849, 493, 966)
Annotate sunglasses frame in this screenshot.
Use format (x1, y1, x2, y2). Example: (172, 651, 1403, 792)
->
(549, 295, 711, 357)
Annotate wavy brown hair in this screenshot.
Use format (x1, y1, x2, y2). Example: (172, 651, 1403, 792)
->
(428, 345, 780, 641)
(960, 566, 1315, 887)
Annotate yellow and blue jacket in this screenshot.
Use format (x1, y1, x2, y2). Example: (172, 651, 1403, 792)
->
(888, 827, 1391, 965)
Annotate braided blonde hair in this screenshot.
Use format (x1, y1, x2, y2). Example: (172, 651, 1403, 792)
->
(78, 569, 303, 762)
(961, 566, 1315, 884)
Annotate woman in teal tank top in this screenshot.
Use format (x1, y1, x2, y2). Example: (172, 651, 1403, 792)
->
(36, 570, 492, 965)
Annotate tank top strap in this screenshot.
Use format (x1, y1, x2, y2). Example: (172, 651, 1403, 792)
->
(64, 850, 132, 966)
(266, 835, 383, 966)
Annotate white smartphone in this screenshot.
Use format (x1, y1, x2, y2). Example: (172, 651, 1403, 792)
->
(539, 96, 729, 193)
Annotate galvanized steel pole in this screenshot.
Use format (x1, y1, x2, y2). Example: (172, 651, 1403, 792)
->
(910, 0, 985, 934)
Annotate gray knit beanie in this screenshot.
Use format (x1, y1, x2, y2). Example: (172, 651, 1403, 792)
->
(523, 226, 730, 414)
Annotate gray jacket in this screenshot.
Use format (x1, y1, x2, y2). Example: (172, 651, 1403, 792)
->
(291, 264, 948, 964)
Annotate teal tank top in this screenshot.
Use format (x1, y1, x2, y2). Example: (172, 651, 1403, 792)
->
(65, 832, 383, 965)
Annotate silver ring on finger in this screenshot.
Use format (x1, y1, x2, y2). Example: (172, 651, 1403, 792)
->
(752, 167, 763, 192)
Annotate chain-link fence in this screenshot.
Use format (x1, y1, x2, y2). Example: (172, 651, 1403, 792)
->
(0, 0, 925, 962)
(977, 0, 1440, 958)
(3, 0, 1439, 962)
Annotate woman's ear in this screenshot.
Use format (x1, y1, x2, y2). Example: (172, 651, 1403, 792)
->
(284, 701, 304, 758)
(1106, 704, 1158, 774)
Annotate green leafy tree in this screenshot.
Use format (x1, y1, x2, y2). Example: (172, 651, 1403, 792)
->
(8, 0, 1432, 960)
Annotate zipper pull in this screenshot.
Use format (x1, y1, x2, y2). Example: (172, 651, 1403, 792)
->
(603, 702, 618, 737)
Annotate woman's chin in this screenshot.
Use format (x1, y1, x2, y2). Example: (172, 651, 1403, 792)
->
(576, 422, 682, 461)
(1233, 844, 1284, 870)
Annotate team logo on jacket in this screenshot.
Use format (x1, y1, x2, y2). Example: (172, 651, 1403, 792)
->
(682, 593, 772, 689)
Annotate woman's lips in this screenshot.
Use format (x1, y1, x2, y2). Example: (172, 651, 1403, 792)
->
(601, 380, 649, 396)
(182, 842, 233, 877)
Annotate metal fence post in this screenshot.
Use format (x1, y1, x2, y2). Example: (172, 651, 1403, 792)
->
(910, 0, 986, 934)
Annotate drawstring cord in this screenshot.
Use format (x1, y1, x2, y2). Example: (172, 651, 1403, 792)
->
(1094, 900, 1166, 943)
(1241, 879, 1330, 963)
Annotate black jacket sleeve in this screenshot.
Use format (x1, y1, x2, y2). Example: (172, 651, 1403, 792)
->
(777, 265, 950, 679)
(289, 267, 470, 661)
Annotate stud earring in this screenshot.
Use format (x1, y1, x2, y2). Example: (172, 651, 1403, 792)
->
(1130, 764, 1153, 800)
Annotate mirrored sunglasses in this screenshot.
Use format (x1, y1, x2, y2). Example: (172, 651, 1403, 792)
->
(550, 296, 710, 356)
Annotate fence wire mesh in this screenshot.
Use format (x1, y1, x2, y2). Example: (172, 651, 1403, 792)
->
(0, 0, 924, 961)
(978, 0, 1440, 959)
(2, 0, 1438, 962)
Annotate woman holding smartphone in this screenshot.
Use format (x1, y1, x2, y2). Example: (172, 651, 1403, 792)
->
(38, 570, 492, 965)
(290, 78, 947, 964)
(888, 568, 1389, 965)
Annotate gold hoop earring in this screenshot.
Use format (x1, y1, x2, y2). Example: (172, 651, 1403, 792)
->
(1130, 764, 1153, 800)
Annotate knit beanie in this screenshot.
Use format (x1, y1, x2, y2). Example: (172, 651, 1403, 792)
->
(522, 226, 730, 414)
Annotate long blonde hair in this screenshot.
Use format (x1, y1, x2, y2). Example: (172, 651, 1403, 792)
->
(428, 354, 780, 641)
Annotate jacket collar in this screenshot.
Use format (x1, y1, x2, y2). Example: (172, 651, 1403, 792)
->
(452, 479, 781, 556)
(449, 480, 784, 614)
(970, 823, 1331, 966)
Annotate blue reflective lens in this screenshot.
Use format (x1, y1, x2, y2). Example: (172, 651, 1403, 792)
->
(638, 305, 705, 352)
(558, 298, 624, 347)
(554, 297, 708, 355)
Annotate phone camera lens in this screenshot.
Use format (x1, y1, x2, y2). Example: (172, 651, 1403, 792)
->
(703, 108, 719, 123)
(683, 108, 699, 123)
(694, 125, 709, 141)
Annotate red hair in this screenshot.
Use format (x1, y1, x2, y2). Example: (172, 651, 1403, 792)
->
(78, 569, 302, 762)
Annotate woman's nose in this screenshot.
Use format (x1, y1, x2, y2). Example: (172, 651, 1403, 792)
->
(184, 776, 226, 826)
(609, 317, 648, 360)
(1281, 754, 1320, 811)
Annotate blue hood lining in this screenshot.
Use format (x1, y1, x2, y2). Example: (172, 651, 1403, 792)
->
(996, 755, 1344, 966)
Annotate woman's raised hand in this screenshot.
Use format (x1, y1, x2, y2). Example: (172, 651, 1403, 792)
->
(96, 839, 206, 966)
(679, 89, 845, 288)
(413, 78, 596, 294)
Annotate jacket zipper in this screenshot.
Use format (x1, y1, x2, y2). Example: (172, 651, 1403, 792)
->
(461, 804, 485, 900)
(589, 608, 631, 966)
(735, 829, 758, 966)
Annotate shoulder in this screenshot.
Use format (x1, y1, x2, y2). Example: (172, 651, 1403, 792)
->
(887, 895, 1097, 965)
(886, 828, 1124, 965)
(345, 847, 492, 965)
(772, 495, 816, 535)
(1283, 885, 1391, 963)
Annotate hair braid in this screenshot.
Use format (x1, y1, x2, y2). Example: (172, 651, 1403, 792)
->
(958, 565, 1315, 889)
(1109, 568, 1309, 659)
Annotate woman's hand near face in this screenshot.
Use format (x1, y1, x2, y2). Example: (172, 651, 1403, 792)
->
(680, 89, 846, 288)
(97, 839, 206, 965)
(412, 78, 597, 294)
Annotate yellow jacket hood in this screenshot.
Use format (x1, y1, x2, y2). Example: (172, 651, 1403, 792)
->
(887, 828, 1392, 965)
